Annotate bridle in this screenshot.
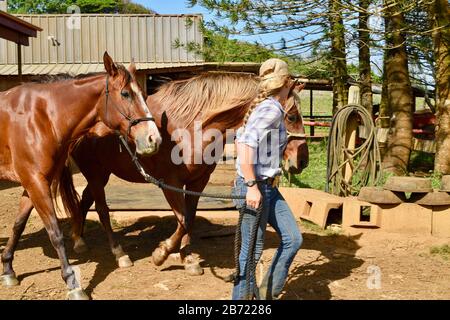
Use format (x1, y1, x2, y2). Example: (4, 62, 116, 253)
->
(104, 74, 155, 144)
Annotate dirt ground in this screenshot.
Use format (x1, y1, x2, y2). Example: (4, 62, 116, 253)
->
(1, 171, 450, 300)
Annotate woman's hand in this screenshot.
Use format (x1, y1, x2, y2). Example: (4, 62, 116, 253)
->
(246, 185, 262, 209)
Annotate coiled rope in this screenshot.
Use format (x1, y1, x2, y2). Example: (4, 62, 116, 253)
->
(326, 104, 382, 196)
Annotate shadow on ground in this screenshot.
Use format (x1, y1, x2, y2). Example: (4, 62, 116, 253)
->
(0, 215, 363, 299)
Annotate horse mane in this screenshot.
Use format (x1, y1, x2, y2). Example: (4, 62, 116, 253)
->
(152, 72, 259, 128)
(29, 72, 103, 83)
(30, 64, 130, 84)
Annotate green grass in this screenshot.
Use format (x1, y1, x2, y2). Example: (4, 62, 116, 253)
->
(300, 220, 342, 236)
(409, 151, 435, 173)
(281, 139, 328, 190)
(430, 244, 450, 261)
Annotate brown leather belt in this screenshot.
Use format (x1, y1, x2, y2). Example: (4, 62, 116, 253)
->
(258, 176, 280, 188)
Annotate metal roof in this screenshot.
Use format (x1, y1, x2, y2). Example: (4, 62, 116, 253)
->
(0, 62, 205, 75)
(0, 11, 42, 46)
(0, 14, 203, 72)
(0, 61, 261, 76)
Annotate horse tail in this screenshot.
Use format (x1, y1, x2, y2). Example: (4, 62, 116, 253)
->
(57, 161, 81, 221)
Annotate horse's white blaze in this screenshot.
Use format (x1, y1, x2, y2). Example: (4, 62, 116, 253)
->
(131, 82, 162, 144)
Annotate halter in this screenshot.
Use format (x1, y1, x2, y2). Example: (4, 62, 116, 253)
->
(104, 74, 156, 144)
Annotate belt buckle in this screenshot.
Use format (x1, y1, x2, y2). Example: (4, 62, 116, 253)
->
(272, 176, 280, 188)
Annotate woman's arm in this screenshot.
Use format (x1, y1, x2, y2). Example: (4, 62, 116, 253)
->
(237, 102, 282, 209)
(236, 142, 262, 209)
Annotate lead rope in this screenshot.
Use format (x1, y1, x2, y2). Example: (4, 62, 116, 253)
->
(233, 204, 262, 300)
(118, 135, 261, 300)
(244, 205, 263, 300)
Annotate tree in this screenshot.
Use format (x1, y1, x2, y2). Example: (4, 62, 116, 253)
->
(176, 27, 277, 63)
(358, 0, 373, 114)
(328, 0, 349, 112)
(121, 1, 155, 14)
(189, 0, 356, 113)
(429, 0, 450, 174)
(8, 0, 154, 14)
(382, 0, 414, 175)
(8, 0, 66, 13)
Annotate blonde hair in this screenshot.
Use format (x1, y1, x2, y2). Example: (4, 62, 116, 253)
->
(243, 59, 290, 126)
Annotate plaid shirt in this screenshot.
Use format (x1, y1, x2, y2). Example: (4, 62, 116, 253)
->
(236, 97, 287, 179)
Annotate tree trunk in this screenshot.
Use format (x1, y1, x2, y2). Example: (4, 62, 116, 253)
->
(358, 0, 373, 115)
(329, 0, 349, 113)
(430, 0, 450, 174)
(382, 0, 414, 175)
(379, 52, 391, 159)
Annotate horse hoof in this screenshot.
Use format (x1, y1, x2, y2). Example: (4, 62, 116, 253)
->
(118, 255, 133, 268)
(73, 239, 89, 254)
(184, 263, 204, 276)
(67, 288, 89, 300)
(1, 274, 19, 287)
(152, 247, 168, 266)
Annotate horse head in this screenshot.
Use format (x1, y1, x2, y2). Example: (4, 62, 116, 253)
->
(282, 81, 309, 174)
(99, 52, 162, 156)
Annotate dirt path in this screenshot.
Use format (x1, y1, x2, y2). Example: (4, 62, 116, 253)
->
(1, 174, 450, 300)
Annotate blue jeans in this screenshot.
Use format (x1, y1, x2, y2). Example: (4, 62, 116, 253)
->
(231, 175, 303, 300)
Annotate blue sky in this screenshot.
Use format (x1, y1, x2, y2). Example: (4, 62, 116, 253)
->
(134, 1, 212, 17)
(133, 1, 382, 73)
(134, 0, 288, 47)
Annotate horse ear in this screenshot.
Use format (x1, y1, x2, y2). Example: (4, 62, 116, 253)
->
(129, 59, 137, 75)
(295, 82, 306, 92)
(103, 51, 118, 77)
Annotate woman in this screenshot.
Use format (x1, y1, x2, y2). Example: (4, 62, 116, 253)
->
(232, 58, 303, 300)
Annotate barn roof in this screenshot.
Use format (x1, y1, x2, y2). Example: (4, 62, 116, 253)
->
(0, 11, 42, 46)
(0, 14, 203, 75)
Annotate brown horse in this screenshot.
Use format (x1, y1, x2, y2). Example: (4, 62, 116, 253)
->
(62, 72, 308, 276)
(0, 52, 161, 300)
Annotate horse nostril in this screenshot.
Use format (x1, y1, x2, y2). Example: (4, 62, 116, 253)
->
(300, 160, 308, 169)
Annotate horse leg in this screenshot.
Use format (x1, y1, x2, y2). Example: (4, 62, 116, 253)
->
(179, 177, 210, 276)
(26, 178, 88, 300)
(88, 180, 133, 268)
(1, 191, 33, 286)
(152, 186, 187, 267)
(72, 186, 94, 254)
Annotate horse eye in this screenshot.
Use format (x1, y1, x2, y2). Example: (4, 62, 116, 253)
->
(287, 114, 298, 122)
(121, 91, 130, 99)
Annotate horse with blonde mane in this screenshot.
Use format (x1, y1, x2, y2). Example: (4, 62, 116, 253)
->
(60, 72, 309, 275)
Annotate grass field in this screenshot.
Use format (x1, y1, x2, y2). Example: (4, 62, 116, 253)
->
(281, 139, 328, 191)
(297, 90, 428, 138)
(282, 90, 434, 192)
(282, 139, 436, 192)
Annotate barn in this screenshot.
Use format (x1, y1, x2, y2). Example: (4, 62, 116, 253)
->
(0, 11, 260, 93)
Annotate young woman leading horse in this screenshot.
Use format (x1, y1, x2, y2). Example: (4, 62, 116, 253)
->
(61, 72, 308, 277)
(0, 52, 161, 300)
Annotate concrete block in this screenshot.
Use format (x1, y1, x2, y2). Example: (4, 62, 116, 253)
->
(342, 197, 381, 229)
(279, 187, 344, 228)
(431, 206, 450, 237)
(378, 203, 432, 235)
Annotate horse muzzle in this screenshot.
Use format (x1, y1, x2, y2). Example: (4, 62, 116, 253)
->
(135, 133, 161, 156)
(284, 158, 308, 175)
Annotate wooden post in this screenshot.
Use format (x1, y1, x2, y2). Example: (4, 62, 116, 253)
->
(310, 89, 315, 137)
(17, 43, 22, 82)
(343, 86, 360, 192)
